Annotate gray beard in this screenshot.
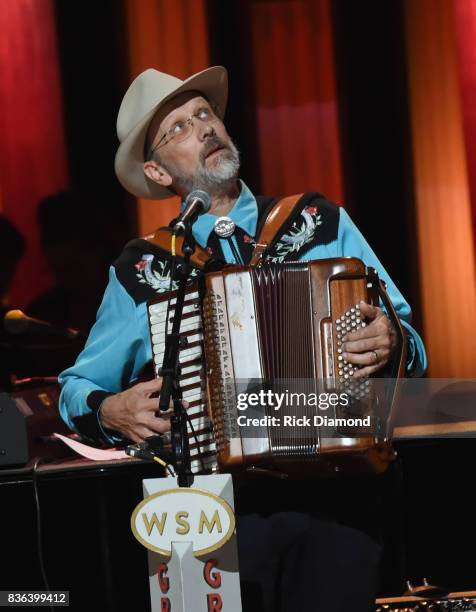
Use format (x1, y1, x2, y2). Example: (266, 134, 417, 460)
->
(162, 139, 240, 195)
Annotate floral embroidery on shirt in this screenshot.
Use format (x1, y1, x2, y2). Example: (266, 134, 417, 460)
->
(135, 254, 199, 293)
(265, 206, 323, 263)
(134, 260, 148, 271)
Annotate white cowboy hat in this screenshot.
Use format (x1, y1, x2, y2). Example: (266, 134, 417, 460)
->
(114, 66, 228, 200)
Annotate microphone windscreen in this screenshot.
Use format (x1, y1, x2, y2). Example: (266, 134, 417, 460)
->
(185, 190, 211, 213)
(4, 310, 28, 334)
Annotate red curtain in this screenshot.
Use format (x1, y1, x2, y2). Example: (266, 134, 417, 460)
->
(123, 0, 210, 234)
(404, 0, 476, 376)
(249, 0, 343, 204)
(453, 0, 476, 259)
(0, 0, 68, 307)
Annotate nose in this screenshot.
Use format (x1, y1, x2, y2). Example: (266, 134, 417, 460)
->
(197, 121, 215, 141)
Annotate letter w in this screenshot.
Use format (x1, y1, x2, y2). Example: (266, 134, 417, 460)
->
(142, 512, 167, 536)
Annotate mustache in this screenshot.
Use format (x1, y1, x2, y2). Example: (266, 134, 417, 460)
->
(200, 137, 230, 164)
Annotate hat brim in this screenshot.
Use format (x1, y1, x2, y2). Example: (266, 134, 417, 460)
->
(115, 66, 228, 200)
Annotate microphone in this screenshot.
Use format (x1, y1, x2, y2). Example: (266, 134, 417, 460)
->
(172, 190, 211, 235)
(4, 309, 81, 340)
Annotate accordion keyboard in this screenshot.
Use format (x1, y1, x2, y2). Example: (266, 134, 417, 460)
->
(148, 289, 217, 474)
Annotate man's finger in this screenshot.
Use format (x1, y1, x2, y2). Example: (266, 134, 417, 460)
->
(144, 415, 172, 434)
(142, 397, 171, 412)
(358, 300, 380, 320)
(342, 350, 387, 366)
(342, 323, 380, 343)
(136, 378, 163, 394)
(141, 425, 163, 438)
(152, 398, 190, 412)
(127, 426, 157, 443)
(343, 336, 391, 354)
(342, 310, 390, 343)
(352, 364, 382, 379)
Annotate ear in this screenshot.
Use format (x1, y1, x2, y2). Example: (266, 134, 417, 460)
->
(143, 161, 173, 187)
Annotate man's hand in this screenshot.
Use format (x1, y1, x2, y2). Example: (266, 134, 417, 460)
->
(341, 301, 397, 379)
(100, 378, 177, 443)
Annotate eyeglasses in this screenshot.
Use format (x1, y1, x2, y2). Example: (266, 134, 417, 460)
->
(150, 103, 220, 154)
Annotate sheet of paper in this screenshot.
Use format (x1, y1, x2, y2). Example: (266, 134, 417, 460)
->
(54, 433, 130, 461)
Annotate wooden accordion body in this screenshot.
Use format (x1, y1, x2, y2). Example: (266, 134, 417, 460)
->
(148, 258, 406, 477)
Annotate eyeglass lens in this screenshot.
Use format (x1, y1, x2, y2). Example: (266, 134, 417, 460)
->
(167, 106, 219, 144)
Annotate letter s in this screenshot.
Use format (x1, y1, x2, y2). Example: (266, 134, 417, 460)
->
(340, 392, 349, 406)
(175, 511, 190, 535)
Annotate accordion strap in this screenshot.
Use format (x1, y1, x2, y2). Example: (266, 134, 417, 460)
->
(144, 227, 211, 269)
(250, 193, 304, 266)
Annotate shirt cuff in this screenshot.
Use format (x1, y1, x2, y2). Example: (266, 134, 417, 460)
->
(405, 332, 417, 376)
(71, 391, 125, 446)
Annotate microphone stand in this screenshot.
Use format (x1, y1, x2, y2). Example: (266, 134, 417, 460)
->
(158, 224, 196, 488)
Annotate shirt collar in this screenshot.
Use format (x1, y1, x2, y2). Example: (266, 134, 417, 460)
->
(190, 180, 258, 248)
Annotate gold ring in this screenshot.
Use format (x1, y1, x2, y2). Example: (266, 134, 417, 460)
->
(372, 350, 378, 363)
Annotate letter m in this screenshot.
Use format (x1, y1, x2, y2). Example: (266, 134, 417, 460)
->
(198, 510, 223, 534)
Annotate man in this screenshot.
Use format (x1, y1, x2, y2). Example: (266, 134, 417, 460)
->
(59, 66, 426, 610)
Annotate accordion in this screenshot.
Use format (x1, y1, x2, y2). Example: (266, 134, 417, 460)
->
(147, 258, 406, 477)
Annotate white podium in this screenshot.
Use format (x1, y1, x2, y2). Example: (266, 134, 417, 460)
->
(131, 474, 242, 611)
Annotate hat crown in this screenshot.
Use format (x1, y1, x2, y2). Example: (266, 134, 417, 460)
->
(117, 69, 183, 142)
